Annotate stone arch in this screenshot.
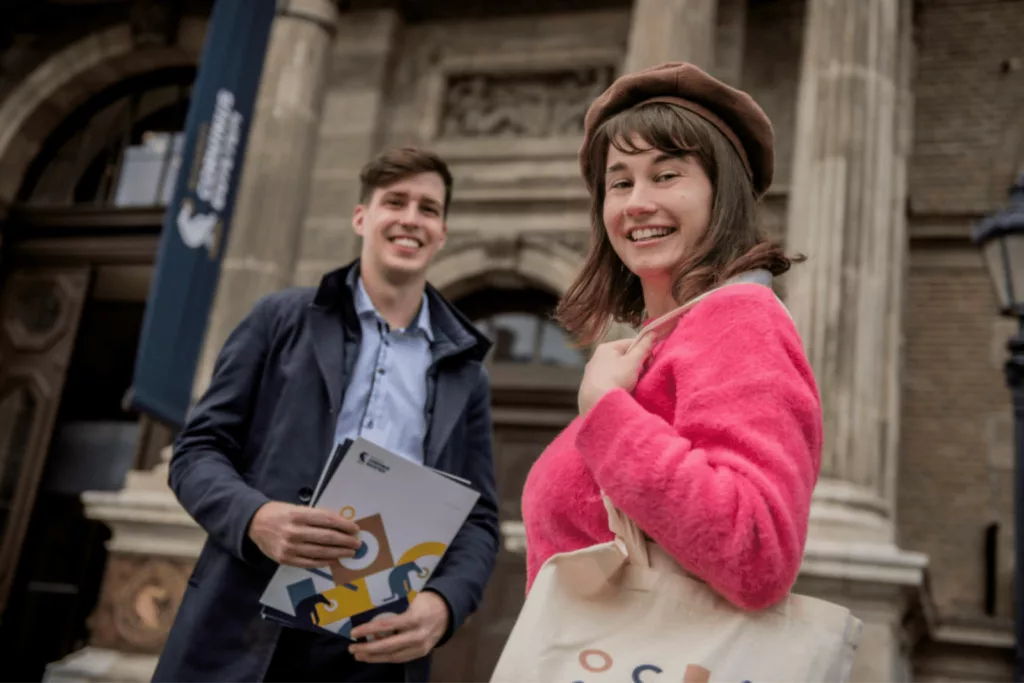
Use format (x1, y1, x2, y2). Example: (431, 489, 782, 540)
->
(430, 233, 636, 342)
(429, 234, 586, 302)
(0, 18, 207, 205)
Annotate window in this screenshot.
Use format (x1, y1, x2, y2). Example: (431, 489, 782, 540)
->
(454, 288, 586, 368)
(18, 66, 194, 208)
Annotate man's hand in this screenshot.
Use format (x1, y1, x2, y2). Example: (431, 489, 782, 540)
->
(247, 501, 361, 568)
(348, 591, 450, 664)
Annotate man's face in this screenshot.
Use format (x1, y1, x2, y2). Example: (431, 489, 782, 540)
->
(353, 172, 448, 282)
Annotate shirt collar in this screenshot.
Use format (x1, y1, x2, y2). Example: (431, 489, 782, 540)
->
(354, 276, 433, 341)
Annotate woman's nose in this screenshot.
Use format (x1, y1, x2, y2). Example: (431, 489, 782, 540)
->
(624, 189, 657, 218)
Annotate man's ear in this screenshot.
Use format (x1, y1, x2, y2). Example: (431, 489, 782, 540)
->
(438, 221, 447, 249)
(352, 205, 366, 237)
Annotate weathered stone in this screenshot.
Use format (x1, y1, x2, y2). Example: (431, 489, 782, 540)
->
(623, 0, 717, 74)
(292, 9, 401, 282)
(193, 0, 338, 397)
(786, 0, 905, 533)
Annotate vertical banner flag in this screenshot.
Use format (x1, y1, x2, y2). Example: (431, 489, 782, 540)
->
(130, 0, 277, 427)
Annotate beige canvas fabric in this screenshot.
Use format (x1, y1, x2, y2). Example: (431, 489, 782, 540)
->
(491, 272, 862, 683)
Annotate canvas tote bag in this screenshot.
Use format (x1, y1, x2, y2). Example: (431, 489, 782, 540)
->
(490, 271, 863, 683)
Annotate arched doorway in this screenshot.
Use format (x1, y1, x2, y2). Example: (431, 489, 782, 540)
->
(0, 66, 193, 681)
(430, 286, 585, 682)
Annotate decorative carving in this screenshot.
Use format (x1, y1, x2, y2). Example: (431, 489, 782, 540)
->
(129, 0, 183, 48)
(2, 273, 74, 352)
(89, 555, 193, 654)
(482, 237, 520, 260)
(441, 231, 484, 256)
(0, 383, 38, 561)
(15, 282, 61, 334)
(441, 231, 591, 261)
(438, 66, 615, 139)
(548, 231, 592, 256)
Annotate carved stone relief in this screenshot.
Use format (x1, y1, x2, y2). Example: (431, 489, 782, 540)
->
(2, 274, 70, 352)
(437, 65, 614, 140)
(88, 554, 192, 654)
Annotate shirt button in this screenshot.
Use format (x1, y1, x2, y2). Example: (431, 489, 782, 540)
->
(378, 368, 385, 375)
(366, 420, 374, 429)
(297, 487, 313, 504)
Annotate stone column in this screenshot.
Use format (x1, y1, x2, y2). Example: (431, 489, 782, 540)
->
(785, 0, 907, 544)
(785, 1, 926, 680)
(713, 0, 746, 86)
(623, 0, 718, 74)
(194, 0, 339, 396)
(292, 9, 400, 287)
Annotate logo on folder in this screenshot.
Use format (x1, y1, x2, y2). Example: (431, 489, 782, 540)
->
(358, 451, 390, 474)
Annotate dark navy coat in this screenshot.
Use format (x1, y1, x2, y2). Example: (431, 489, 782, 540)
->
(152, 260, 499, 682)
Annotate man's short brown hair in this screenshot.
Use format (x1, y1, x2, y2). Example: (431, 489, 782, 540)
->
(358, 146, 454, 217)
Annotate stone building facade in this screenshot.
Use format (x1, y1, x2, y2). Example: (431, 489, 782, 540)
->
(0, 0, 1020, 680)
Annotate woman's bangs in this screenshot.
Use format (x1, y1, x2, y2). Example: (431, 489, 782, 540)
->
(602, 104, 700, 158)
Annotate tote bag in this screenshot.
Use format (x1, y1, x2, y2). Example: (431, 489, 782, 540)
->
(490, 271, 862, 683)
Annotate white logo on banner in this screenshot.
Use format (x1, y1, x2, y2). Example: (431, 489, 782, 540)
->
(177, 199, 218, 249)
(178, 88, 245, 252)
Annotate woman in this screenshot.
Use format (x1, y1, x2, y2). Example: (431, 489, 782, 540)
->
(521, 62, 821, 611)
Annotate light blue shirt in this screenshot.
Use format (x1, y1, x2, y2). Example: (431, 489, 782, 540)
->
(333, 277, 433, 464)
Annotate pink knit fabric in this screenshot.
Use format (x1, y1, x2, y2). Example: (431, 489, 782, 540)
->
(521, 283, 822, 610)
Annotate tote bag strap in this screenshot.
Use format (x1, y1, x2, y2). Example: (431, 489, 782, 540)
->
(606, 268, 776, 566)
(625, 268, 774, 355)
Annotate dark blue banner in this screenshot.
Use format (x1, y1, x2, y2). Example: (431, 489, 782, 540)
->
(130, 0, 277, 427)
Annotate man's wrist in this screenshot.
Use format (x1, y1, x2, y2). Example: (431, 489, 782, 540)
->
(419, 588, 453, 637)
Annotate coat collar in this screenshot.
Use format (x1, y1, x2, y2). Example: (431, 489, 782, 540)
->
(352, 273, 433, 342)
(311, 259, 491, 363)
(307, 259, 492, 468)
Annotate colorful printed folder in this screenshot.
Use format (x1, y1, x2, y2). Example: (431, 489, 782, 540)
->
(258, 437, 479, 640)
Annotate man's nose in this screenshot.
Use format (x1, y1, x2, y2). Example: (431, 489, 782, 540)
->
(399, 203, 422, 226)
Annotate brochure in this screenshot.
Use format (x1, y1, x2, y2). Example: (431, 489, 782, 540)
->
(258, 437, 479, 640)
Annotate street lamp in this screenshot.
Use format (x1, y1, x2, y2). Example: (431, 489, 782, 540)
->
(973, 171, 1024, 681)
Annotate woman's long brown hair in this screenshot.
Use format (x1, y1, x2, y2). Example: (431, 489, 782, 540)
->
(556, 103, 799, 345)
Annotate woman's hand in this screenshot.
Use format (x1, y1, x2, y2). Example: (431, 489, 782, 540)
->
(578, 335, 655, 416)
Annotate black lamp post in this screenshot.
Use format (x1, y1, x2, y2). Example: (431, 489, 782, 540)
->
(972, 171, 1024, 681)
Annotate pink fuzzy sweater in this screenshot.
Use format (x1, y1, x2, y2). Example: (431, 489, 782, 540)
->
(521, 283, 822, 610)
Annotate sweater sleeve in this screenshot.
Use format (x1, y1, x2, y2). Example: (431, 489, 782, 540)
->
(574, 285, 822, 610)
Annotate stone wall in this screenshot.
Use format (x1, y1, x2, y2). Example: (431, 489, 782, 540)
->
(908, 0, 1024, 214)
(896, 0, 1024, 629)
(292, 9, 401, 286)
(898, 242, 1014, 619)
(739, 0, 805, 194)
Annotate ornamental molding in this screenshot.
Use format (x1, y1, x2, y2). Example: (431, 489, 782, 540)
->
(418, 47, 621, 162)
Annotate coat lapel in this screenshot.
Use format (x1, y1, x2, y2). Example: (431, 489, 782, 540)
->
(308, 305, 345, 414)
(424, 363, 475, 468)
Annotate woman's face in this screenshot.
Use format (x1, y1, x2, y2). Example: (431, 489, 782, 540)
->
(602, 135, 713, 283)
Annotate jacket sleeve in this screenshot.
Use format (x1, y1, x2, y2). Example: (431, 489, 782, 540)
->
(574, 287, 821, 610)
(168, 296, 275, 565)
(424, 365, 500, 645)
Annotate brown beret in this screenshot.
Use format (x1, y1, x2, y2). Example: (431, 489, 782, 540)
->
(579, 62, 775, 198)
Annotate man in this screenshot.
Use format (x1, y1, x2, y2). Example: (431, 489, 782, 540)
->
(153, 147, 499, 682)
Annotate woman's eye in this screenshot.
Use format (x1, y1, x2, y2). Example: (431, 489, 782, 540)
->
(655, 172, 678, 182)
(608, 179, 631, 190)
